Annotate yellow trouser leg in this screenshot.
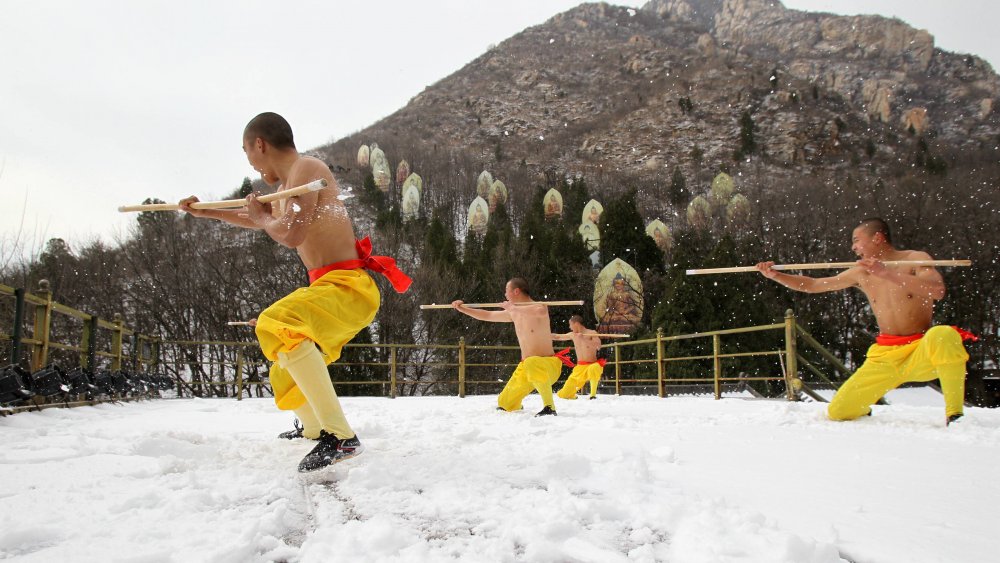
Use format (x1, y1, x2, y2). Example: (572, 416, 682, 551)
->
(828, 326, 969, 421)
(498, 362, 534, 411)
(293, 405, 322, 440)
(587, 365, 604, 397)
(526, 357, 561, 409)
(278, 341, 355, 439)
(902, 326, 969, 418)
(557, 366, 588, 400)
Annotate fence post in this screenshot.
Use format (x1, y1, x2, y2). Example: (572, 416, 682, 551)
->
(389, 346, 398, 399)
(12, 287, 25, 368)
(614, 344, 621, 395)
(131, 333, 140, 372)
(713, 334, 722, 400)
(656, 328, 665, 398)
(458, 337, 466, 398)
(30, 279, 53, 371)
(84, 316, 99, 372)
(235, 348, 244, 401)
(783, 309, 799, 401)
(111, 313, 124, 372)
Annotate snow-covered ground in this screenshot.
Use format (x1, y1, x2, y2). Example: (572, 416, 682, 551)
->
(1, 394, 998, 563)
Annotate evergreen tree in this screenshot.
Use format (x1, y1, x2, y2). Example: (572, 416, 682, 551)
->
(667, 166, 690, 207)
(735, 110, 757, 160)
(599, 189, 664, 275)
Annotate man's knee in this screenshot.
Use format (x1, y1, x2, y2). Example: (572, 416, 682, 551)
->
(925, 326, 960, 347)
(827, 397, 870, 421)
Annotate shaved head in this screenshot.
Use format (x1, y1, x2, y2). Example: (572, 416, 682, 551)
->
(857, 217, 892, 244)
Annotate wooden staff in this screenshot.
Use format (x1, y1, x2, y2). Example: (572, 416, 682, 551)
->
(420, 300, 584, 310)
(686, 259, 972, 275)
(227, 321, 254, 326)
(554, 333, 630, 338)
(117, 179, 328, 212)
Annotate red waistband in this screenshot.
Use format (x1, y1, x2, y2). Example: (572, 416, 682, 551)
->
(875, 326, 978, 347)
(555, 348, 575, 368)
(307, 236, 412, 293)
(578, 359, 607, 367)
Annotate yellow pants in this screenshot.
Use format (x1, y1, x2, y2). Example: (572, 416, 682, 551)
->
(828, 326, 969, 421)
(557, 363, 604, 399)
(498, 356, 563, 411)
(255, 269, 379, 437)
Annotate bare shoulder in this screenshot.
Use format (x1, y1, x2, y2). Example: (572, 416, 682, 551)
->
(899, 249, 933, 261)
(288, 156, 335, 187)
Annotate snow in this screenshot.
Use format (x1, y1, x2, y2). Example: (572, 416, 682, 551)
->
(1, 395, 998, 562)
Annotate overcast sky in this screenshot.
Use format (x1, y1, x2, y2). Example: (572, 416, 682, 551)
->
(1, 1, 997, 260)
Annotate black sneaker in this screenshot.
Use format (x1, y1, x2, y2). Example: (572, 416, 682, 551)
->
(297, 431, 364, 473)
(947, 413, 964, 426)
(278, 419, 304, 440)
(589, 396, 597, 400)
(535, 405, 557, 417)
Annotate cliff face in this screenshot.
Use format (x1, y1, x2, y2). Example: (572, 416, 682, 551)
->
(320, 1, 999, 198)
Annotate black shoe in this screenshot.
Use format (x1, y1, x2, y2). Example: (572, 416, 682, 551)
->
(297, 431, 364, 473)
(589, 396, 597, 400)
(947, 413, 964, 426)
(278, 418, 304, 440)
(535, 405, 557, 417)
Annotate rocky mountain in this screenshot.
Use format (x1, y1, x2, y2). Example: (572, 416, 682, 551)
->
(318, 0, 999, 216)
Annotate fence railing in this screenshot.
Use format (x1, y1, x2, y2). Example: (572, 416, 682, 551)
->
(1, 280, 156, 374)
(154, 310, 834, 402)
(1, 280, 849, 405)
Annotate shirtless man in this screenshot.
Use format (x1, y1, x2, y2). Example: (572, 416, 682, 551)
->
(755, 218, 972, 425)
(180, 112, 410, 471)
(553, 315, 606, 400)
(452, 278, 564, 416)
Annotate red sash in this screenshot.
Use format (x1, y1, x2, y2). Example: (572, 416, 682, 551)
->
(875, 326, 978, 347)
(555, 348, 575, 368)
(307, 236, 412, 293)
(578, 359, 608, 367)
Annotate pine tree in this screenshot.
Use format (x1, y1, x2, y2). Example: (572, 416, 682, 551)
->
(599, 189, 664, 275)
(667, 167, 690, 207)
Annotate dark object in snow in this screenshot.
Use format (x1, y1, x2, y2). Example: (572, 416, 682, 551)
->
(297, 431, 363, 472)
(0, 365, 35, 405)
(947, 413, 964, 426)
(28, 366, 70, 398)
(64, 367, 99, 397)
(535, 405, 557, 417)
(110, 371, 130, 395)
(93, 369, 116, 396)
(279, 418, 304, 440)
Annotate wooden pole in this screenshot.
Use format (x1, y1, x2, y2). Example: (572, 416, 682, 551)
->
(420, 300, 584, 310)
(686, 259, 971, 275)
(227, 321, 254, 326)
(784, 309, 799, 402)
(117, 179, 328, 212)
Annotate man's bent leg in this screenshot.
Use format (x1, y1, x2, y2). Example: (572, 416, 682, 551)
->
(557, 366, 588, 400)
(903, 326, 970, 418)
(827, 354, 901, 421)
(278, 341, 354, 439)
(526, 358, 561, 409)
(498, 362, 534, 411)
(587, 364, 604, 398)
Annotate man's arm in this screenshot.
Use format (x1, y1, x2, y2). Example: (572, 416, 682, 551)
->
(858, 252, 946, 300)
(451, 300, 513, 323)
(551, 332, 574, 341)
(178, 197, 263, 229)
(755, 261, 859, 293)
